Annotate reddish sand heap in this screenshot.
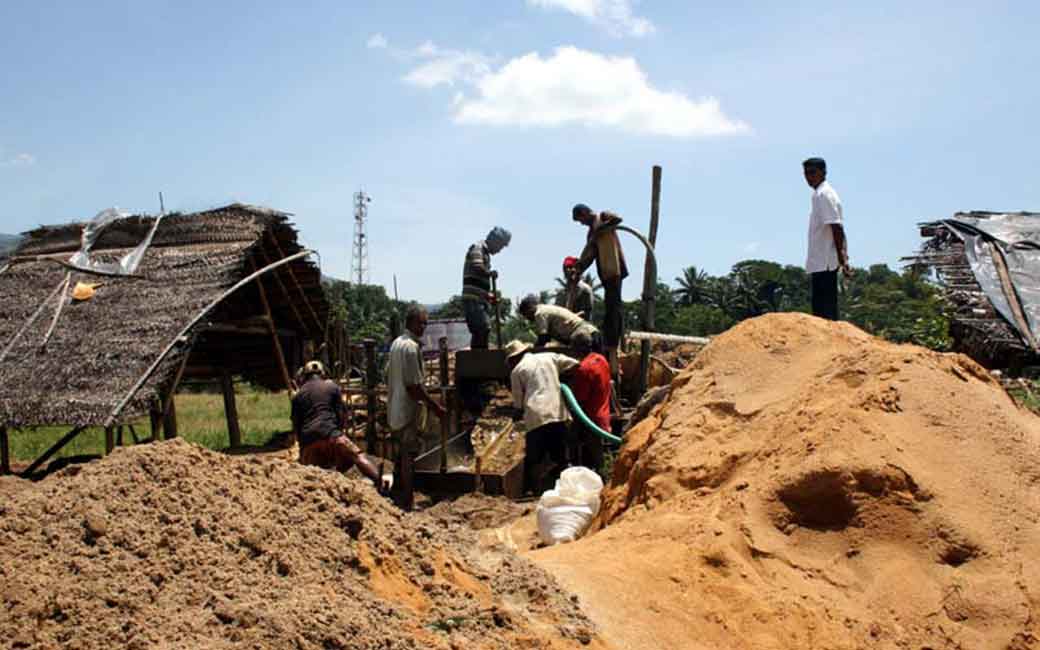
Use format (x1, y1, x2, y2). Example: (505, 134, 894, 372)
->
(0, 441, 597, 649)
(533, 313, 1040, 650)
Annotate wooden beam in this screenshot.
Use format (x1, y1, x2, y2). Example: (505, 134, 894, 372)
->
(439, 337, 449, 474)
(265, 231, 325, 336)
(197, 322, 298, 337)
(250, 256, 295, 398)
(0, 426, 9, 475)
(222, 371, 242, 448)
(639, 165, 662, 396)
(149, 405, 162, 441)
(21, 426, 86, 478)
(256, 244, 311, 337)
(104, 427, 115, 454)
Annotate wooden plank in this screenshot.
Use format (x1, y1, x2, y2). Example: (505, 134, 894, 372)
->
(222, 371, 242, 448)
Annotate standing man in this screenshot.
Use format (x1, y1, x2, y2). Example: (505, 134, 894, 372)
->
(572, 204, 627, 376)
(293, 360, 385, 490)
(462, 226, 512, 349)
(803, 157, 849, 320)
(505, 340, 578, 494)
(387, 305, 447, 510)
(556, 256, 594, 318)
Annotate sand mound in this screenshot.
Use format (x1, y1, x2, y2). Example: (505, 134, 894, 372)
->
(0, 440, 598, 649)
(532, 313, 1040, 649)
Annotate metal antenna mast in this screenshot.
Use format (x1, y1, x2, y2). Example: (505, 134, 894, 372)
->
(351, 190, 371, 285)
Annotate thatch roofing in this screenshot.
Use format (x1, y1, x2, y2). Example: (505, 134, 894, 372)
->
(0, 204, 328, 428)
(907, 211, 1040, 368)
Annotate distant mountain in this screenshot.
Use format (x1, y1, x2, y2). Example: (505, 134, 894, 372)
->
(0, 233, 22, 261)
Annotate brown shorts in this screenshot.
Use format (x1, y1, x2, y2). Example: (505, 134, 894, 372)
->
(300, 435, 363, 472)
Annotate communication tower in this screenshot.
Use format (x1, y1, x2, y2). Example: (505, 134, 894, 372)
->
(351, 190, 371, 285)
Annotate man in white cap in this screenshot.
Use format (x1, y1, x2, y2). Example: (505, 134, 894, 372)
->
(292, 360, 385, 490)
(505, 340, 577, 494)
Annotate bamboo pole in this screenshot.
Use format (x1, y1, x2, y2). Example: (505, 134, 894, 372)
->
(265, 231, 325, 336)
(256, 245, 310, 336)
(105, 427, 115, 454)
(0, 273, 69, 364)
(438, 337, 449, 474)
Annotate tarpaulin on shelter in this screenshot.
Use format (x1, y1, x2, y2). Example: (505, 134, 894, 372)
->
(938, 212, 1040, 349)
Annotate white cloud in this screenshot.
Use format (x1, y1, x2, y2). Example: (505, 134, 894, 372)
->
(366, 33, 388, 49)
(1, 153, 36, 167)
(743, 241, 761, 254)
(454, 46, 749, 137)
(402, 41, 492, 88)
(527, 0, 655, 37)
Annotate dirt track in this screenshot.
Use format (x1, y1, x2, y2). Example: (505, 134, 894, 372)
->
(529, 313, 1040, 649)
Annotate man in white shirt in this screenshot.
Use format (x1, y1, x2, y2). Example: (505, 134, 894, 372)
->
(803, 157, 849, 320)
(505, 339, 578, 494)
(519, 295, 601, 353)
(387, 305, 446, 510)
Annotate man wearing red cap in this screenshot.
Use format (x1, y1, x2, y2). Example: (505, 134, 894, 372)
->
(556, 256, 594, 318)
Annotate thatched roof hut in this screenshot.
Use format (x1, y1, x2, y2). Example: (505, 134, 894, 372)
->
(907, 211, 1040, 369)
(0, 204, 327, 430)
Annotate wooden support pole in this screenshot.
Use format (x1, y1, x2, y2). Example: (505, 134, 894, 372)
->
(0, 426, 10, 475)
(639, 165, 662, 397)
(250, 256, 295, 397)
(105, 427, 115, 455)
(256, 245, 311, 336)
(364, 339, 378, 453)
(115, 425, 124, 447)
(150, 405, 162, 442)
(265, 231, 325, 336)
(21, 426, 86, 478)
(439, 337, 449, 474)
(163, 395, 178, 439)
(491, 273, 503, 349)
(222, 371, 242, 448)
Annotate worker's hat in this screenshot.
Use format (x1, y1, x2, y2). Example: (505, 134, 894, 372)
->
(71, 282, 101, 301)
(503, 340, 532, 361)
(300, 360, 326, 378)
(562, 256, 579, 269)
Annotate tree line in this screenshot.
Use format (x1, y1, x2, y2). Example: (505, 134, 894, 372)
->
(324, 259, 951, 352)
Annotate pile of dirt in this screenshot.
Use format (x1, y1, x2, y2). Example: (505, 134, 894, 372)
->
(0, 440, 599, 649)
(531, 313, 1040, 649)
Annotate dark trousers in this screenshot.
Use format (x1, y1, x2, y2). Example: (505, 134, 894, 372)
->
(602, 277, 623, 348)
(464, 300, 490, 349)
(567, 423, 604, 475)
(524, 422, 567, 494)
(811, 270, 839, 320)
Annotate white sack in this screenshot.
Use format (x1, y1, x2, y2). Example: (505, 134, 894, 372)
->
(536, 467, 604, 545)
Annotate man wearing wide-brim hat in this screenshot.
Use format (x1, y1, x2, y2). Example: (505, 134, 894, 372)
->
(505, 339, 578, 494)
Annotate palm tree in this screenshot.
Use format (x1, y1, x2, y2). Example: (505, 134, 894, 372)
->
(673, 266, 710, 306)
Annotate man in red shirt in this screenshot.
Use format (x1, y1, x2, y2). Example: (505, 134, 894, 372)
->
(566, 350, 612, 473)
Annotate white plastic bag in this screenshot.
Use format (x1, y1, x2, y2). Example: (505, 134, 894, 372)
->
(536, 467, 604, 545)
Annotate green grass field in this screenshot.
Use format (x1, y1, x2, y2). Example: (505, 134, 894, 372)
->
(8, 387, 291, 464)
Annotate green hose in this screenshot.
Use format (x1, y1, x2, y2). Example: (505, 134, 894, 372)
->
(561, 383, 623, 444)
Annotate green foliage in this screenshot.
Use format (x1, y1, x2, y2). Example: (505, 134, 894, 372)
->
(324, 280, 408, 343)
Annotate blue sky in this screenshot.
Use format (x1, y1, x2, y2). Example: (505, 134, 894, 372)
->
(2, 1, 1039, 303)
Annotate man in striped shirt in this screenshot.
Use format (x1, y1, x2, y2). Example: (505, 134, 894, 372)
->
(461, 226, 512, 349)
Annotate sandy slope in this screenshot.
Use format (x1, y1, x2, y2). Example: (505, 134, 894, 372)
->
(531, 313, 1040, 649)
